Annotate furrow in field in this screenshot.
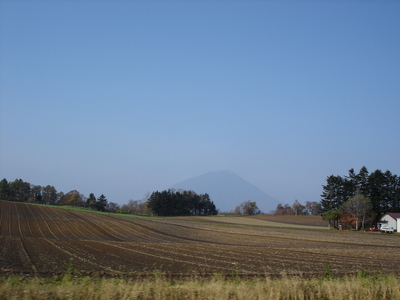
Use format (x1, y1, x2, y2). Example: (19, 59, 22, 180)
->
(19, 237, 38, 274)
(41, 238, 120, 275)
(79, 215, 133, 241)
(156, 220, 400, 248)
(137, 243, 259, 272)
(0, 236, 38, 274)
(15, 203, 24, 237)
(36, 206, 70, 240)
(97, 241, 241, 274)
(60, 210, 123, 241)
(148, 243, 282, 272)
(115, 218, 229, 244)
(29, 205, 58, 239)
(149, 243, 324, 273)
(0, 201, 11, 236)
(17, 202, 42, 238)
(8, 202, 24, 237)
(47, 239, 138, 274)
(97, 216, 198, 243)
(46, 208, 90, 240)
(24, 204, 49, 238)
(19, 203, 45, 238)
(128, 242, 248, 272)
(19, 203, 35, 237)
(83, 214, 172, 243)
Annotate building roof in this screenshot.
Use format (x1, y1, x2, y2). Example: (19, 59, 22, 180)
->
(383, 213, 400, 220)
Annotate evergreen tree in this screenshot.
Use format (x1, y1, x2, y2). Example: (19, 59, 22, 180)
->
(321, 167, 399, 222)
(356, 166, 369, 196)
(87, 193, 97, 209)
(322, 209, 341, 229)
(320, 175, 349, 213)
(367, 169, 388, 215)
(96, 194, 108, 212)
(0, 178, 10, 200)
(147, 189, 217, 216)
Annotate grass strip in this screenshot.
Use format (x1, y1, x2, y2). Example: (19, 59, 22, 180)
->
(1, 273, 399, 300)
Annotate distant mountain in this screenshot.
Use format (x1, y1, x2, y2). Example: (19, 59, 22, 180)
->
(170, 170, 281, 213)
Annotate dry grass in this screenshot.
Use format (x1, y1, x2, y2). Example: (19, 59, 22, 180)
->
(1, 274, 399, 300)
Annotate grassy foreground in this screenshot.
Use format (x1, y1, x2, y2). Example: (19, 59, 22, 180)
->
(1, 274, 399, 300)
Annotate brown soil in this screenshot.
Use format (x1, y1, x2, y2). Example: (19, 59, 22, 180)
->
(167, 215, 328, 227)
(250, 214, 329, 227)
(1, 200, 399, 278)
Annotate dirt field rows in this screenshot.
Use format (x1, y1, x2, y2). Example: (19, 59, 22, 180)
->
(1, 200, 400, 278)
(167, 215, 328, 229)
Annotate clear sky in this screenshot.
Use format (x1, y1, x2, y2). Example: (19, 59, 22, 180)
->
(1, 1, 399, 209)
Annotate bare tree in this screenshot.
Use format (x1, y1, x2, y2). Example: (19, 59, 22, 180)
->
(106, 202, 120, 213)
(305, 201, 322, 215)
(240, 200, 260, 215)
(234, 205, 242, 215)
(121, 199, 149, 215)
(274, 203, 293, 215)
(292, 200, 306, 215)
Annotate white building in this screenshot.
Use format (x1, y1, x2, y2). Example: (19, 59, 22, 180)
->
(377, 213, 400, 232)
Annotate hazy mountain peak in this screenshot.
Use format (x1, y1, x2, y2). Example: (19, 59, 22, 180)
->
(171, 171, 281, 213)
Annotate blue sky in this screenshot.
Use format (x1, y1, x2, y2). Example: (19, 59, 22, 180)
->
(1, 1, 399, 209)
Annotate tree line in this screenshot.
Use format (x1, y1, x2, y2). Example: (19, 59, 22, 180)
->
(0, 178, 111, 212)
(274, 200, 321, 216)
(146, 189, 218, 216)
(0, 178, 218, 216)
(320, 167, 400, 229)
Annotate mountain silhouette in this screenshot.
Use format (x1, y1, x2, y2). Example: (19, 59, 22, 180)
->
(170, 170, 281, 213)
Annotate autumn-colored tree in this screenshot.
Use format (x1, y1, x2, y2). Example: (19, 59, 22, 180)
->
(341, 193, 372, 230)
(60, 190, 85, 207)
(120, 200, 149, 215)
(339, 211, 356, 229)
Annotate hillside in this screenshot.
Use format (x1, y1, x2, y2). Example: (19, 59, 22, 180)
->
(1, 200, 400, 278)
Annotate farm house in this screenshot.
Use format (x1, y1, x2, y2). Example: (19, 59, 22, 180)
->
(377, 213, 400, 232)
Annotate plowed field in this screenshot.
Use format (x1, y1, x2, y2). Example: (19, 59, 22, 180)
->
(1, 200, 400, 278)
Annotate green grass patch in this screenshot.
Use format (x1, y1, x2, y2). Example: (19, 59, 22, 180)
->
(10, 200, 163, 220)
